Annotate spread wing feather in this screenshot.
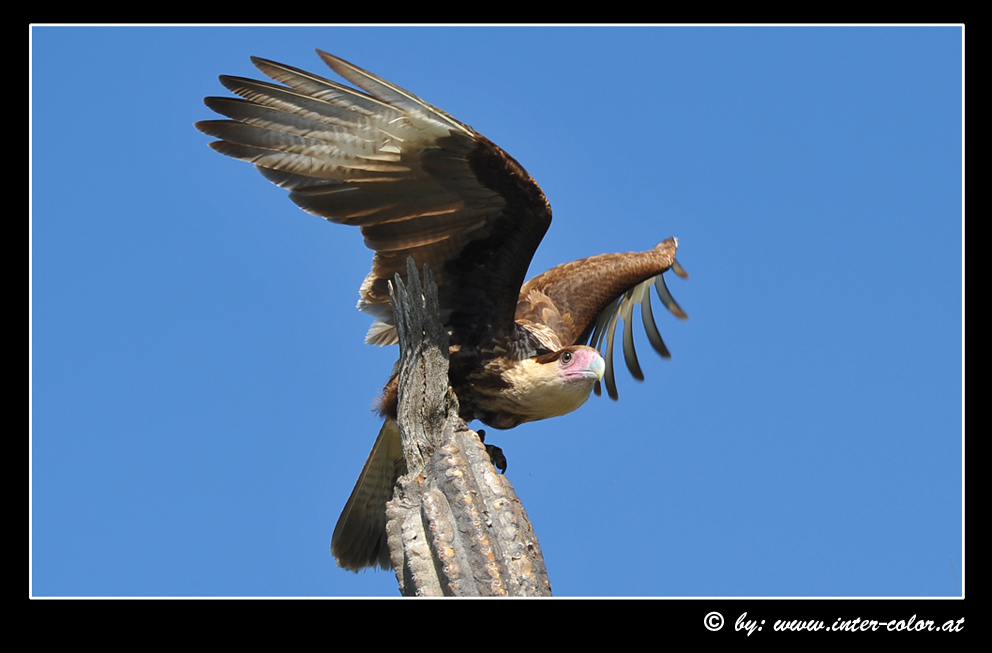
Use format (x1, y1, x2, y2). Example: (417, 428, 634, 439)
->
(196, 50, 551, 348)
(517, 238, 689, 400)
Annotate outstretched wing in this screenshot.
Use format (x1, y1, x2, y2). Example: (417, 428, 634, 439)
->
(516, 238, 689, 400)
(196, 50, 551, 349)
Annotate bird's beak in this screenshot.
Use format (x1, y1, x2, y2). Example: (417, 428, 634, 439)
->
(587, 353, 606, 381)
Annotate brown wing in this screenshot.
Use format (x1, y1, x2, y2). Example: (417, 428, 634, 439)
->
(516, 238, 689, 400)
(195, 50, 551, 349)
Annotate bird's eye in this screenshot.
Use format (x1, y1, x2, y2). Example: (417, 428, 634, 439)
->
(560, 351, 573, 365)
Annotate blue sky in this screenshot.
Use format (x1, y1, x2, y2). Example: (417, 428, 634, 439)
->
(30, 26, 962, 597)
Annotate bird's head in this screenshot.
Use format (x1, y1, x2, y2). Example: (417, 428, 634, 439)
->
(501, 345, 606, 423)
(535, 346, 606, 384)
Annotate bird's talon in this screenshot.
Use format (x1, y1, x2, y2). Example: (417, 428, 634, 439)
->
(486, 443, 507, 474)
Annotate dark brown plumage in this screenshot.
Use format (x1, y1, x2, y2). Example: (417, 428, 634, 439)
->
(196, 50, 688, 571)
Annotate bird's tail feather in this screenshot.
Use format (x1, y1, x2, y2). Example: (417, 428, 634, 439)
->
(331, 419, 406, 571)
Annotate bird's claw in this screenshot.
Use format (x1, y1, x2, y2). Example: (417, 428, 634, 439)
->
(477, 429, 507, 474)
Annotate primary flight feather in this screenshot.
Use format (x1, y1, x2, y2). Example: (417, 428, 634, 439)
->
(196, 50, 688, 571)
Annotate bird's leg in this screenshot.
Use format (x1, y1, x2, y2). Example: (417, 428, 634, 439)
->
(477, 429, 507, 474)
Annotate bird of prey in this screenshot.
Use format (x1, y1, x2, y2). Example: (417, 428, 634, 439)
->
(196, 50, 688, 571)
